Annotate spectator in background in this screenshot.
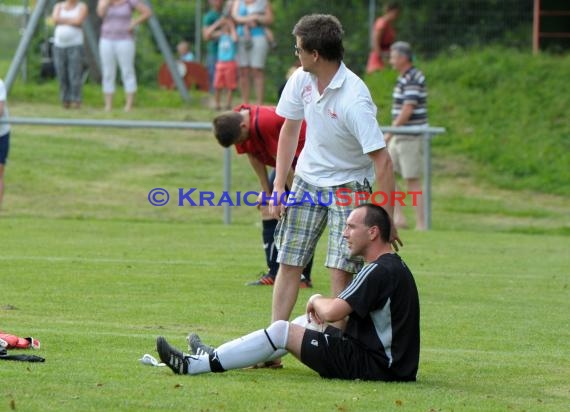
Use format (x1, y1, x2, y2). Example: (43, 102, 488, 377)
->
(176, 40, 195, 62)
(51, 0, 88, 109)
(366, 1, 400, 74)
(385, 41, 427, 230)
(202, 0, 225, 93)
(232, 0, 273, 105)
(213, 17, 238, 110)
(0, 78, 10, 211)
(97, 0, 152, 112)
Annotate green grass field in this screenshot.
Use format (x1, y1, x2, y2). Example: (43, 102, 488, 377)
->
(2, 45, 570, 411)
(1, 95, 568, 411)
(2, 218, 569, 411)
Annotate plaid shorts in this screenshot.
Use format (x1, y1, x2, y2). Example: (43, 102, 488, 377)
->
(275, 176, 372, 273)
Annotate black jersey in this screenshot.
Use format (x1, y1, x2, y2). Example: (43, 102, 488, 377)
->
(338, 253, 420, 381)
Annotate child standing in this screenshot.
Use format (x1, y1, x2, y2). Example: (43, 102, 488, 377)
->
(214, 16, 238, 110)
(0, 78, 10, 210)
(176, 40, 195, 62)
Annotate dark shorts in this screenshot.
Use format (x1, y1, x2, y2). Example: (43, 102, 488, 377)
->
(0, 132, 9, 165)
(300, 326, 393, 381)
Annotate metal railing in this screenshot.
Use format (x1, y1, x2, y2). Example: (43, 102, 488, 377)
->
(0, 117, 444, 228)
(380, 126, 446, 230)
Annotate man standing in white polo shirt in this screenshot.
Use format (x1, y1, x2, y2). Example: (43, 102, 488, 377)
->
(266, 14, 401, 366)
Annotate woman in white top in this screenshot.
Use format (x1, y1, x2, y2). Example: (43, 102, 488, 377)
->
(51, 0, 88, 109)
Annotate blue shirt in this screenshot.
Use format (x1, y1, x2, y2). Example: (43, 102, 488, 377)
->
(236, 0, 265, 38)
(217, 33, 236, 62)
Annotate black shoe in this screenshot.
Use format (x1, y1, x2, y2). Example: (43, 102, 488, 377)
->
(156, 336, 189, 375)
(187, 333, 215, 356)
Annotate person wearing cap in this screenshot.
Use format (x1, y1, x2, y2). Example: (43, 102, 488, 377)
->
(384, 41, 428, 230)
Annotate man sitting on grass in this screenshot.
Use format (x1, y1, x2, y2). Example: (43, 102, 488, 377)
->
(157, 203, 420, 381)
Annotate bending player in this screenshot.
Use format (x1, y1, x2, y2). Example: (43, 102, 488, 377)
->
(213, 105, 314, 288)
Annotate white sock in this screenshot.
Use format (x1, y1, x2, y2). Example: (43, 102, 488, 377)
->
(263, 348, 288, 362)
(200, 320, 289, 372)
(187, 353, 212, 375)
(262, 316, 310, 363)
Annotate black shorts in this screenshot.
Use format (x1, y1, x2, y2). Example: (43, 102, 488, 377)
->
(300, 326, 393, 381)
(0, 132, 9, 165)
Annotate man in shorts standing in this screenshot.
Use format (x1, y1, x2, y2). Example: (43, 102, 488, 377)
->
(157, 204, 420, 382)
(269, 14, 402, 345)
(0, 78, 10, 210)
(384, 41, 428, 230)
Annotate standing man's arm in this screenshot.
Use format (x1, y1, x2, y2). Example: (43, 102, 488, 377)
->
(346, 98, 403, 250)
(270, 119, 302, 218)
(368, 148, 402, 250)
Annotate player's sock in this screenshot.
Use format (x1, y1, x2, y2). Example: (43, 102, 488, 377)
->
(193, 320, 289, 374)
(262, 219, 279, 277)
(187, 353, 212, 375)
(302, 256, 314, 282)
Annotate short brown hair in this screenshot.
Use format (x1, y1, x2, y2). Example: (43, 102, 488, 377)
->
(292, 14, 344, 62)
(355, 203, 391, 243)
(212, 111, 243, 147)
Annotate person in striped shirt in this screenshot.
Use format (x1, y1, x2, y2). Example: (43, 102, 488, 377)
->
(385, 41, 428, 230)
